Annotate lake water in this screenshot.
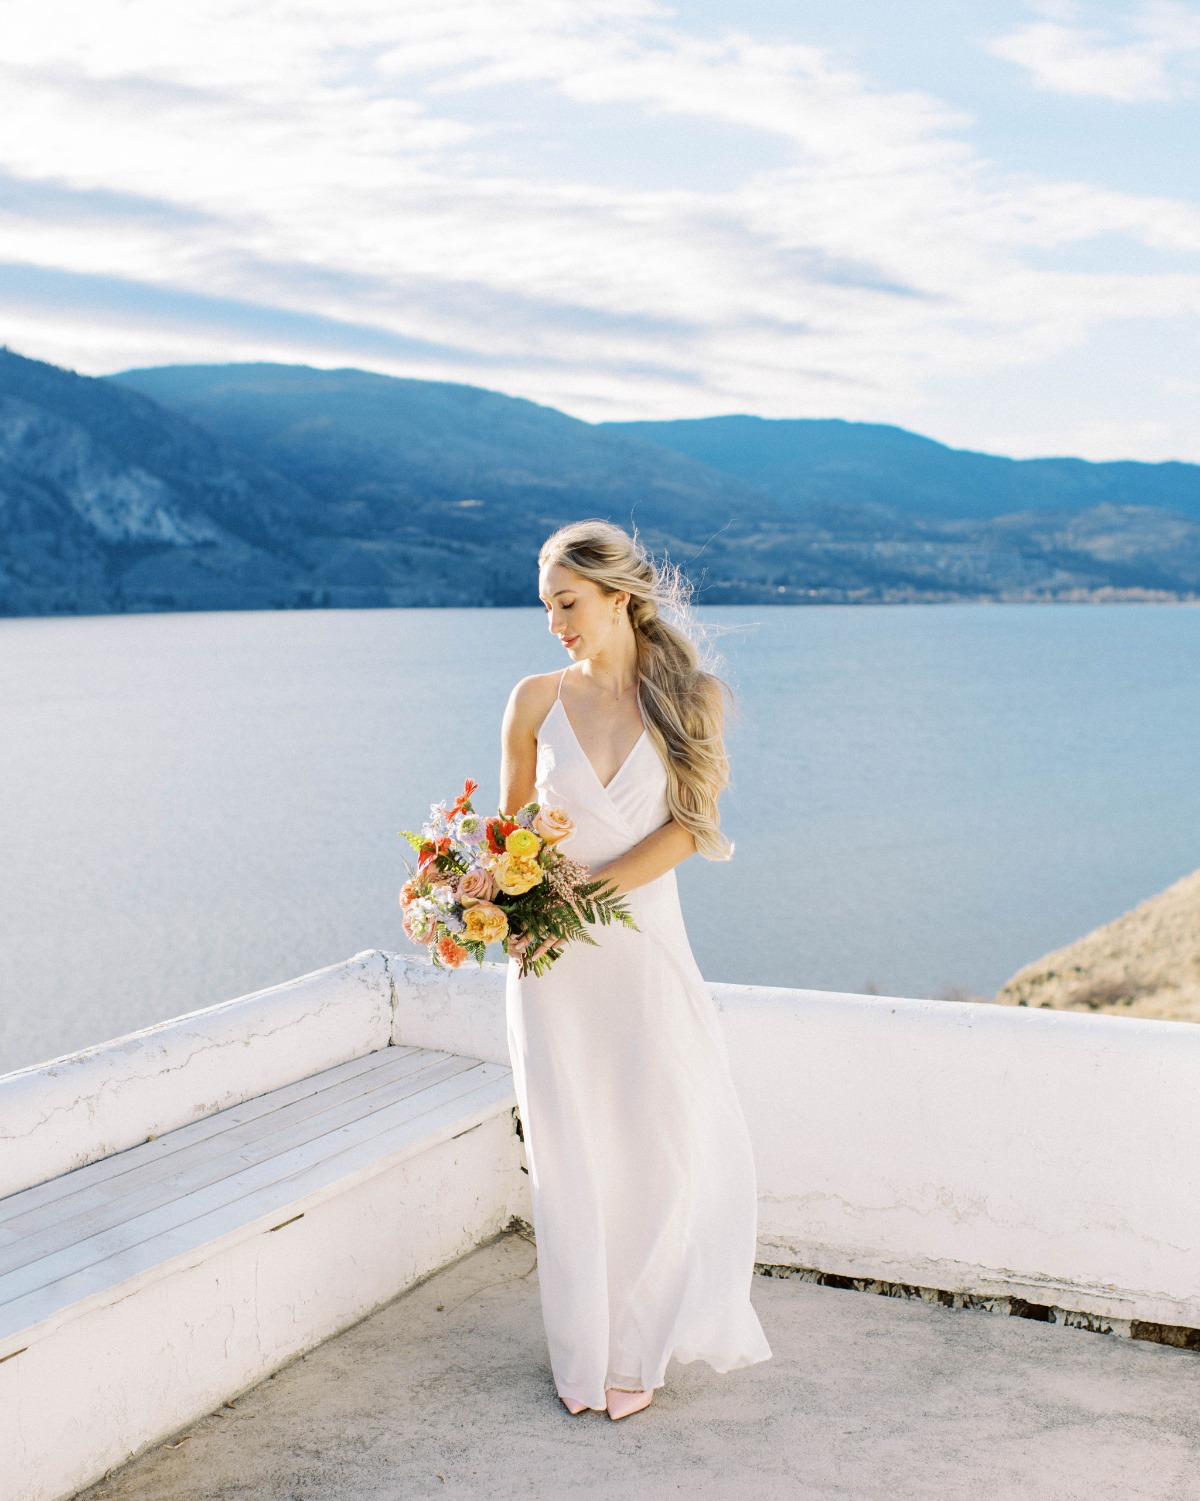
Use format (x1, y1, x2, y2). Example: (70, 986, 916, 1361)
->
(2, 604, 1197, 1076)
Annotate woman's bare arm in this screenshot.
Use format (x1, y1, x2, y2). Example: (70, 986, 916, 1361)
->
(499, 675, 555, 815)
(590, 819, 697, 894)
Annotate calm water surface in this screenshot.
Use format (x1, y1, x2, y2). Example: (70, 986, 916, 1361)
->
(2, 604, 1197, 1074)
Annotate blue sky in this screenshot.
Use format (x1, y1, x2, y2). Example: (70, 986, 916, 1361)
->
(1, 0, 1198, 459)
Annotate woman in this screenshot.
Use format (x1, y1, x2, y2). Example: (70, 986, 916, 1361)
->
(500, 518, 772, 1421)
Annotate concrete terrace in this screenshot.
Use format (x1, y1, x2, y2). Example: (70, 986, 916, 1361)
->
(81, 1231, 1200, 1501)
(8, 954, 1200, 1501)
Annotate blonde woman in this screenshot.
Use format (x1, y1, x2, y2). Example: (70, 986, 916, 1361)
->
(500, 519, 772, 1421)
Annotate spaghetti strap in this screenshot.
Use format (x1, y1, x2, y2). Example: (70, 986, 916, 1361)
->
(556, 666, 571, 701)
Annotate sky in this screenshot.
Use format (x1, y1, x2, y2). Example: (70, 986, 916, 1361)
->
(1, 0, 1198, 460)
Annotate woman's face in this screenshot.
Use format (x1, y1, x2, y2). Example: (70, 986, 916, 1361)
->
(539, 562, 627, 661)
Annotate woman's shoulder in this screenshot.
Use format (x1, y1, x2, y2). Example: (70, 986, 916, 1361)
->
(505, 669, 566, 731)
(508, 667, 566, 702)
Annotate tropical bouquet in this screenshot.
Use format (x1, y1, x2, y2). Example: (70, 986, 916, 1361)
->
(399, 778, 638, 978)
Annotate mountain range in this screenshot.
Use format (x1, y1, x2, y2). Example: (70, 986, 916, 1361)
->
(2, 346, 1198, 616)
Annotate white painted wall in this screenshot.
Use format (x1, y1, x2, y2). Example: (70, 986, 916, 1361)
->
(722, 983, 1200, 1329)
(387, 958, 1200, 1330)
(0, 952, 395, 1200)
(0, 950, 520, 1204)
(388, 952, 510, 1065)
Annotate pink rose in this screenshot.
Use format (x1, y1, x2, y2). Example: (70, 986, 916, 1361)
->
(457, 865, 497, 907)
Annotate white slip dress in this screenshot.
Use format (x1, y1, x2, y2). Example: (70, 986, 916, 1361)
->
(505, 667, 772, 1410)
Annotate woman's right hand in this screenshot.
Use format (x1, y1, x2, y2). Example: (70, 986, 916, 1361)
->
(509, 931, 560, 970)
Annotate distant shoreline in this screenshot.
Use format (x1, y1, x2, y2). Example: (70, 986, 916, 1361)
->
(5, 591, 1200, 623)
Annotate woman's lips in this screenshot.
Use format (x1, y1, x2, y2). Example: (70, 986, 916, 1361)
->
(561, 634, 580, 648)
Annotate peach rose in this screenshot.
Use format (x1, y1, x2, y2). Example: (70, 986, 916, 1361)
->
(463, 901, 509, 945)
(534, 806, 574, 845)
(457, 865, 497, 907)
(491, 852, 543, 896)
(437, 934, 469, 969)
(398, 878, 422, 909)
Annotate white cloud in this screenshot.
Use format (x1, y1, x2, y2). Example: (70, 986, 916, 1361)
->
(987, 1, 1200, 102)
(0, 0, 1197, 457)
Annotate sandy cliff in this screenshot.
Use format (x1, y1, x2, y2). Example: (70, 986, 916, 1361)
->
(996, 868, 1200, 1023)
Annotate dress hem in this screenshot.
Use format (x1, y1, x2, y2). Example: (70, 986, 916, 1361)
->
(554, 1337, 773, 1409)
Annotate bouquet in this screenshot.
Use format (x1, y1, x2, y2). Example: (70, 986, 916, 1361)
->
(399, 778, 637, 978)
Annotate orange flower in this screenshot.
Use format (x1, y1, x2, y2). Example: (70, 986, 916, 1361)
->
(451, 778, 479, 816)
(437, 934, 469, 969)
(486, 817, 519, 855)
(418, 836, 452, 870)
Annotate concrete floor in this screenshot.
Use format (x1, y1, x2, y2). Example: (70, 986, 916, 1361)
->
(83, 1231, 1200, 1501)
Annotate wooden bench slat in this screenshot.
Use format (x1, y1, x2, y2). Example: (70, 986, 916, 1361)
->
(0, 1060, 511, 1316)
(0, 1047, 417, 1226)
(0, 1062, 514, 1342)
(0, 1053, 477, 1267)
(0, 1048, 458, 1250)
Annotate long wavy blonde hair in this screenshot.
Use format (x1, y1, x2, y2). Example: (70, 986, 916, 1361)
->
(538, 519, 735, 861)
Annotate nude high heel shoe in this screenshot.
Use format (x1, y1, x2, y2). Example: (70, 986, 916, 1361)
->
(560, 1395, 590, 1414)
(605, 1387, 653, 1420)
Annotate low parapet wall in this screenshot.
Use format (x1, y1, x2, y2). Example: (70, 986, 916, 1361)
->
(4, 953, 1197, 1330)
(0, 951, 507, 1202)
(0, 952, 394, 1200)
(389, 958, 1200, 1330)
(717, 984, 1200, 1331)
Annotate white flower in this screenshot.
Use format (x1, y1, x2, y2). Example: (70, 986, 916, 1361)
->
(407, 899, 440, 939)
(422, 801, 451, 840)
(453, 812, 483, 846)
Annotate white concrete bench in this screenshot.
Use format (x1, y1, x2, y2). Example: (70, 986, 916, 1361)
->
(1, 956, 528, 1501)
(0, 1046, 514, 1352)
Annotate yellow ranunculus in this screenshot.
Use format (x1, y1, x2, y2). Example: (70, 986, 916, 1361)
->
(492, 852, 543, 895)
(505, 827, 541, 858)
(463, 901, 509, 945)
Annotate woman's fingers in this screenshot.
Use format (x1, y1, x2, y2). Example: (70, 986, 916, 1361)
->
(509, 932, 556, 964)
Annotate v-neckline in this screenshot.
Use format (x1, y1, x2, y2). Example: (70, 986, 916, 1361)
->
(551, 694, 647, 796)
